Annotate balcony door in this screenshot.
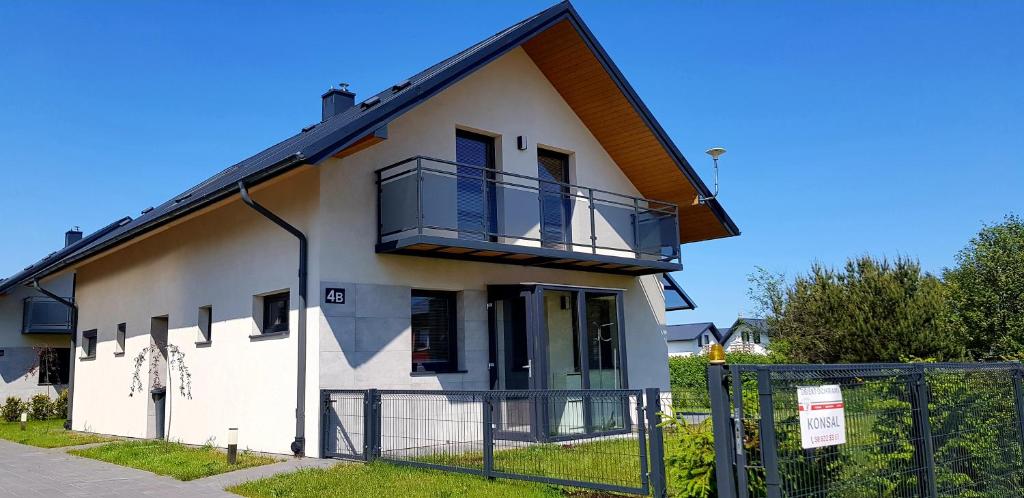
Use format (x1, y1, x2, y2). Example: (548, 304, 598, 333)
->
(455, 130, 496, 241)
(537, 149, 572, 249)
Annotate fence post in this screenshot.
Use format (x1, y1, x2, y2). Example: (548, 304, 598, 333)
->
(708, 364, 739, 498)
(910, 367, 938, 498)
(1012, 368, 1024, 462)
(364, 389, 382, 461)
(644, 387, 668, 498)
(731, 364, 750, 498)
(756, 369, 782, 498)
(320, 391, 330, 458)
(482, 394, 494, 479)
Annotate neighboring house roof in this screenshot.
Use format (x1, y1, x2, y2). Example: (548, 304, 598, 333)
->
(0, 217, 132, 295)
(666, 322, 719, 342)
(17, 0, 738, 284)
(729, 317, 769, 334)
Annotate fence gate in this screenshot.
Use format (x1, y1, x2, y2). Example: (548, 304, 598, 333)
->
(322, 388, 668, 496)
(709, 362, 1024, 498)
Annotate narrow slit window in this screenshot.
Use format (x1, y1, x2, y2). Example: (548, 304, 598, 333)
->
(198, 306, 213, 343)
(115, 323, 126, 355)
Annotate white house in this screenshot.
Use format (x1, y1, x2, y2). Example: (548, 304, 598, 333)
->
(722, 317, 770, 354)
(1, 2, 737, 457)
(665, 322, 721, 357)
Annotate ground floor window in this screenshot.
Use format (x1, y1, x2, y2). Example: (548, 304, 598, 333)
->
(82, 330, 97, 359)
(38, 348, 70, 385)
(262, 292, 289, 334)
(411, 290, 458, 373)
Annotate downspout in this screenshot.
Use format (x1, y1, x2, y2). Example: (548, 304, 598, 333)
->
(30, 279, 77, 430)
(238, 181, 308, 456)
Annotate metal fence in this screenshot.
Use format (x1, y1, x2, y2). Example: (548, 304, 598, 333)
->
(321, 388, 668, 496)
(709, 362, 1024, 498)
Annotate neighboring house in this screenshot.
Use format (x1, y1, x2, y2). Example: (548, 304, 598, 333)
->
(666, 322, 721, 357)
(722, 317, 770, 354)
(0, 222, 128, 401)
(3, 1, 737, 457)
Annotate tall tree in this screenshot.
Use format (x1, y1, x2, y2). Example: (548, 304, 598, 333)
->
(749, 256, 964, 363)
(944, 214, 1024, 359)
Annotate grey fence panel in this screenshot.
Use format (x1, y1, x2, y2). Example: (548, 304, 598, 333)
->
(710, 362, 1024, 498)
(321, 388, 661, 496)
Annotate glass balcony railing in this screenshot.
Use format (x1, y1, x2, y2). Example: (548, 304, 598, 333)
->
(22, 296, 73, 334)
(376, 156, 680, 265)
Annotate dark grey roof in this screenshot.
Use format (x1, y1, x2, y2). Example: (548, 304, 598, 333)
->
(19, 0, 736, 283)
(0, 217, 132, 295)
(730, 317, 768, 332)
(667, 322, 718, 342)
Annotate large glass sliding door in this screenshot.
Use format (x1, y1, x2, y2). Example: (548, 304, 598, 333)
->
(488, 285, 627, 442)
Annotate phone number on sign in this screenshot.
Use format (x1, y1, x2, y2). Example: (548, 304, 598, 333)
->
(812, 433, 843, 444)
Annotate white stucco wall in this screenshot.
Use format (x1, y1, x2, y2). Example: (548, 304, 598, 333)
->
(72, 169, 319, 455)
(0, 272, 73, 399)
(317, 46, 668, 383)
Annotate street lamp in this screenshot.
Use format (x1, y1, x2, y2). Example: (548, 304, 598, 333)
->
(698, 147, 726, 204)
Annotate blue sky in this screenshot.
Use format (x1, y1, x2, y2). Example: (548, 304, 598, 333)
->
(1, 1, 1021, 328)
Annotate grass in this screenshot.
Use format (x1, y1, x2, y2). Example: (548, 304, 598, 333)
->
(0, 419, 113, 448)
(419, 438, 643, 490)
(228, 461, 588, 498)
(69, 439, 280, 481)
(229, 438, 649, 498)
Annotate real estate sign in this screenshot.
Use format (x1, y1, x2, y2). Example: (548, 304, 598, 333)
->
(797, 384, 846, 449)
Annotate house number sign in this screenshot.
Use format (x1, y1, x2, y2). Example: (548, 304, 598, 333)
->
(325, 288, 346, 304)
(797, 384, 846, 449)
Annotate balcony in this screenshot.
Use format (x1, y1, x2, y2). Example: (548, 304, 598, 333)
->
(22, 297, 73, 334)
(375, 156, 681, 276)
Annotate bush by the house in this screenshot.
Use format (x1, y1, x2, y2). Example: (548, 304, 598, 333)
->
(1, 397, 24, 422)
(29, 393, 52, 420)
(52, 389, 68, 420)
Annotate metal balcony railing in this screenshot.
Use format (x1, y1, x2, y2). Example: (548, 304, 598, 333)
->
(22, 296, 73, 334)
(375, 156, 680, 263)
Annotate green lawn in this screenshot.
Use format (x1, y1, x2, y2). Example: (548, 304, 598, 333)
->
(229, 461, 582, 498)
(420, 438, 643, 491)
(0, 419, 113, 448)
(229, 438, 649, 498)
(70, 439, 280, 481)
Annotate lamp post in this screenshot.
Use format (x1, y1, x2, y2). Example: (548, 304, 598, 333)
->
(698, 147, 727, 204)
(227, 427, 238, 465)
(20, 411, 27, 431)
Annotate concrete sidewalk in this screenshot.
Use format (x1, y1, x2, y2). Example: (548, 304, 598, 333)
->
(0, 438, 336, 497)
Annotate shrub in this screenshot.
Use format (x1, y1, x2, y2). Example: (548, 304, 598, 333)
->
(29, 393, 52, 420)
(668, 352, 781, 391)
(1, 397, 24, 422)
(52, 389, 68, 420)
(663, 418, 716, 498)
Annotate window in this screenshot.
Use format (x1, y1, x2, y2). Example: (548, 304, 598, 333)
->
(754, 332, 761, 344)
(115, 323, 126, 355)
(411, 290, 457, 373)
(198, 306, 213, 343)
(742, 330, 750, 343)
(82, 330, 97, 358)
(262, 292, 289, 334)
(697, 335, 703, 347)
(38, 348, 70, 385)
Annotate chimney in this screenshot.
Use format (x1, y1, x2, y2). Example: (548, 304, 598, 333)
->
(321, 84, 355, 121)
(64, 226, 83, 247)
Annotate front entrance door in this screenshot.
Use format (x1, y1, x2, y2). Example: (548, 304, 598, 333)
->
(488, 287, 539, 440)
(487, 285, 628, 441)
